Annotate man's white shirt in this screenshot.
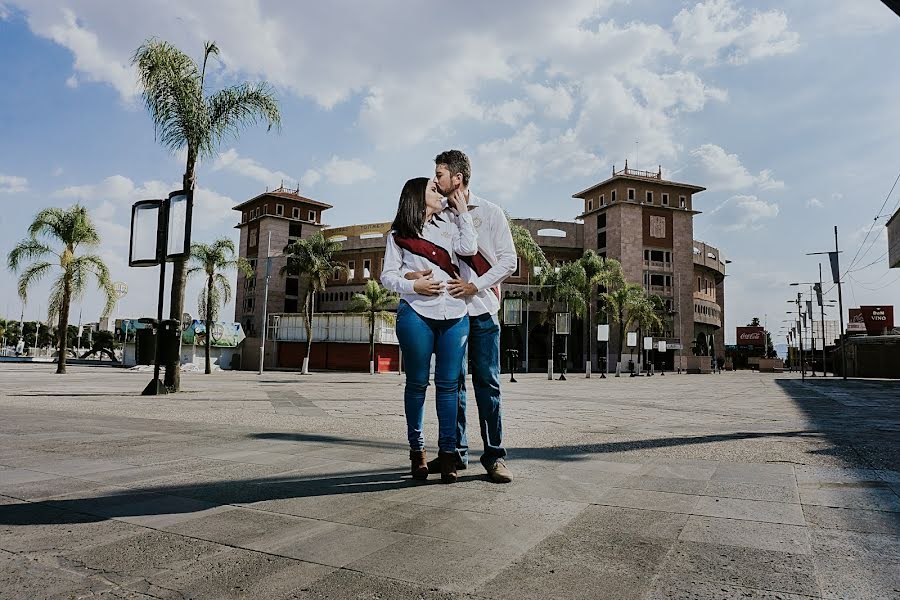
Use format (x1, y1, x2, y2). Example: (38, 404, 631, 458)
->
(460, 193, 517, 317)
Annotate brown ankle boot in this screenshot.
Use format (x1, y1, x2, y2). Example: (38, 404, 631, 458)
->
(439, 451, 458, 484)
(410, 450, 428, 480)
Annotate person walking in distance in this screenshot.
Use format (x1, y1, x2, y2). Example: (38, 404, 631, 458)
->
(408, 149, 517, 483)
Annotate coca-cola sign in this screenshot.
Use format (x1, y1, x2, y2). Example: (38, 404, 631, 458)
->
(736, 326, 766, 347)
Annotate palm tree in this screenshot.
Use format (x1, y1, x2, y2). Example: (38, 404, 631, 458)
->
(599, 281, 646, 370)
(187, 238, 252, 374)
(133, 39, 281, 390)
(507, 214, 550, 273)
(348, 279, 398, 374)
(537, 261, 587, 379)
(577, 250, 624, 375)
(281, 232, 346, 374)
(7, 205, 116, 374)
(628, 291, 665, 371)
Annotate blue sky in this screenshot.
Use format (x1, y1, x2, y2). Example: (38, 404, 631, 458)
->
(2, 0, 899, 343)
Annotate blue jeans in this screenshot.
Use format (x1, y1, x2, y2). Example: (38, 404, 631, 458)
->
(455, 312, 506, 468)
(395, 301, 469, 453)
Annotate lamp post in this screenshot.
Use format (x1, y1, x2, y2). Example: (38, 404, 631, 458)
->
(503, 296, 523, 383)
(806, 227, 846, 379)
(129, 190, 193, 395)
(787, 296, 804, 381)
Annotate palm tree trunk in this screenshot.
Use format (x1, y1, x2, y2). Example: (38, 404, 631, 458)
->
(164, 160, 197, 390)
(369, 312, 375, 375)
(547, 313, 554, 380)
(303, 292, 312, 375)
(56, 276, 72, 375)
(204, 274, 212, 375)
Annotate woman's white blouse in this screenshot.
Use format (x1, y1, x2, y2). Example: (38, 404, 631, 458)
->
(380, 211, 478, 320)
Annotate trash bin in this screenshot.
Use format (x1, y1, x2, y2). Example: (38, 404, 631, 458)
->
(158, 319, 181, 365)
(135, 326, 157, 365)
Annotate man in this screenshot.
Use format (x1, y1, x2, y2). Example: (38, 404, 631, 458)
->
(406, 149, 517, 483)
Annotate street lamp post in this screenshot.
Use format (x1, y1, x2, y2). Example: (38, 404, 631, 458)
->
(787, 295, 805, 381)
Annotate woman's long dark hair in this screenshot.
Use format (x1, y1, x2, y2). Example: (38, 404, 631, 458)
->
(390, 177, 429, 239)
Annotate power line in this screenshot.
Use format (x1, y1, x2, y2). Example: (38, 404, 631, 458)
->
(849, 272, 900, 292)
(844, 166, 900, 274)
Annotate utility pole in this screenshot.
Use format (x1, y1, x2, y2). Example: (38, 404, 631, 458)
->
(795, 293, 805, 381)
(806, 227, 846, 380)
(258, 232, 272, 375)
(818, 263, 827, 376)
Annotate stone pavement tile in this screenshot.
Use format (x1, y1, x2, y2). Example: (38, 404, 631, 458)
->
(57, 528, 225, 587)
(136, 547, 335, 600)
(410, 507, 557, 551)
(502, 473, 615, 504)
(693, 497, 806, 525)
(0, 503, 142, 554)
(0, 468, 64, 486)
(285, 569, 471, 600)
(77, 457, 230, 486)
(711, 464, 797, 486)
(645, 574, 822, 599)
(0, 551, 113, 599)
(798, 485, 900, 512)
(679, 516, 811, 555)
(247, 483, 410, 521)
(200, 448, 303, 467)
(347, 535, 519, 593)
(0, 473, 105, 502)
(599, 488, 701, 514)
(166, 506, 329, 549)
(110, 494, 236, 528)
(794, 465, 884, 484)
(659, 540, 820, 597)
(264, 522, 410, 568)
(561, 457, 645, 476)
(573, 505, 690, 542)
(702, 480, 801, 504)
(802, 504, 900, 535)
(13, 457, 137, 477)
(326, 498, 441, 532)
(809, 529, 900, 599)
(639, 463, 718, 480)
(615, 475, 709, 495)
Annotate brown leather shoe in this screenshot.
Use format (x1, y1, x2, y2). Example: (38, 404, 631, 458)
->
(438, 451, 458, 484)
(427, 455, 467, 474)
(486, 459, 513, 483)
(410, 449, 428, 480)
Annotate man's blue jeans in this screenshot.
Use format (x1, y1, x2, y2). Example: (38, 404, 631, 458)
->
(395, 301, 469, 453)
(455, 312, 506, 468)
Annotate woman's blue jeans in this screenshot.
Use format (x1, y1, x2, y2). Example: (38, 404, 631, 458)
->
(395, 301, 469, 453)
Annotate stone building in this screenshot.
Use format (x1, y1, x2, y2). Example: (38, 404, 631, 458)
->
(233, 168, 726, 372)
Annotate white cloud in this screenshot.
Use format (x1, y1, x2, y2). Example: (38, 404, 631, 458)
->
(0, 3, 10, 20)
(300, 169, 321, 189)
(525, 83, 574, 120)
(485, 99, 533, 127)
(806, 197, 823, 209)
(321, 156, 376, 186)
(690, 144, 784, 191)
(673, 0, 799, 66)
(709, 194, 780, 231)
(0, 174, 28, 193)
(212, 148, 293, 188)
(52, 166, 64, 177)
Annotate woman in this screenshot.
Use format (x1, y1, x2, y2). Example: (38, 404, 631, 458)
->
(381, 177, 477, 483)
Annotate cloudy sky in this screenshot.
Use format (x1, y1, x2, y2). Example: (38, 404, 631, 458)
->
(1, 0, 899, 343)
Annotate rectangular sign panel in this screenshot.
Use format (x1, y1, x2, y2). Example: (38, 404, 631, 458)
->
(736, 326, 765, 347)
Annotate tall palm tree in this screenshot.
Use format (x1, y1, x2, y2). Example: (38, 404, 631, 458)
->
(577, 250, 624, 375)
(537, 261, 587, 379)
(133, 39, 281, 390)
(7, 205, 116, 374)
(599, 281, 646, 369)
(628, 291, 665, 371)
(187, 238, 252, 374)
(281, 232, 346, 374)
(348, 279, 398, 374)
(507, 214, 550, 273)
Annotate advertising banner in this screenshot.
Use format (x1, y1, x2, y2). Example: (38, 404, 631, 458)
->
(736, 326, 765, 347)
(859, 306, 894, 335)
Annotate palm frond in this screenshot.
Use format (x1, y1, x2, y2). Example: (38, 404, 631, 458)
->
(214, 272, 232, 305)
(16, 261, 54, 303)
(205, 83, 281, 159)
(7, 239, 55, 271)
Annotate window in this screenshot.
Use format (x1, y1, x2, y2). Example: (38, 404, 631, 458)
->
(644, 249, 650, 261)
(308, 210, 316, 222)
(249, 228, 258, 248)
(292, 207, 300, 219)
(348, 260, 355, 280)
(264, 204, 269, 215)
(650, 250, 665, 262)
(243, 297, 255, 312)
(698, 276, 701, 292)
(587, 199, 593, 211)
(600, 194, 605, 206)
(597, 213, 606, 229)
(381, 257, 384, 272)
(289, 222, 302, 239)
(611, 190, 617, 203)
(333, 268, 341, 281)
(662, 193, 669, 206)
(243, 212, 248, 223)
(276, 204, 284, 216)
(679, 195, 686, 208)
(646, 191, 653, 204)
(285, 277, 299, 296)
(628, 188, 635, 201)
(284, 298, 298, 313)
(512, 258, 521, 277)
(597, 231, 607, 248)
(363, 259, 371, 279)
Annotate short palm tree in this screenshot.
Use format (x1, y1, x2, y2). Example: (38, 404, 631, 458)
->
(599, 281, 646, 369)
(187, 238, 252, 374)
(507, 214, 550, 273)
(577, 250, 624, 375)
(628, 291, 665, 370)
(133, 39, 281, 389)
(537, 261, 587, 379)
(281, 232, 346, 374)
(7, 205, 116, 374)
(348, 279, 398, 374)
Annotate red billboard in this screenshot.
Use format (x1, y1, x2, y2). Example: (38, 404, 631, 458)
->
(737, 326, 766, 347)
(860, 305, 894, 335)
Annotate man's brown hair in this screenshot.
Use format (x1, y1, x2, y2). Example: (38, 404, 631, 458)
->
(435, 149, 471, 186)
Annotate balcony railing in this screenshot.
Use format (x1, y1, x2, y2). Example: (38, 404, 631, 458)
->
(648, 285, 673, 295)
(644, 260, 673, 271)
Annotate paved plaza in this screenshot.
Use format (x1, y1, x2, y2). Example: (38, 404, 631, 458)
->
(0, 365, 898, 599)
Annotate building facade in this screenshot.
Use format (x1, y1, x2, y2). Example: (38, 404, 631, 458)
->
(233, 168, 726, 372)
